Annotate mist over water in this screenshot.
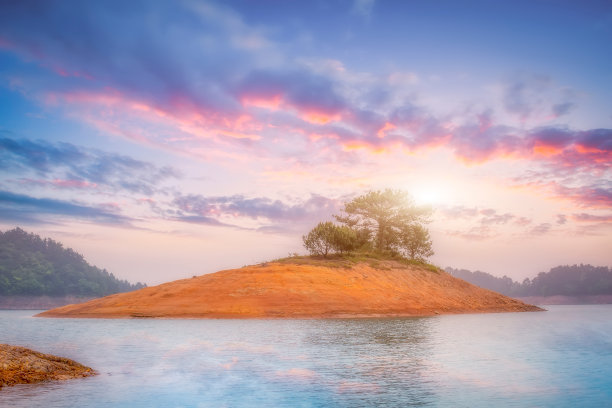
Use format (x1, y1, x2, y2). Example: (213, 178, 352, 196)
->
(1, 306, 611, 407)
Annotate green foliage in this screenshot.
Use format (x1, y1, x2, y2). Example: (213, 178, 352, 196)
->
(399, 224, 434, 261)
(302, 190, 435, 261)
(331, 225, 359, 255)
(302, 222, 364, 258)
(334, 189, 434, 260)
(0, 228, 146, 297)
(302, 222, 336, 257)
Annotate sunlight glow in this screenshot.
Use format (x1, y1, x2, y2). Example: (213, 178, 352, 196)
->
(412, 185, 448, 205)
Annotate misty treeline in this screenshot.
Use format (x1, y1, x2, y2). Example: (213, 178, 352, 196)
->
(447, 265, 612, 297)
(303, 190, 434, 261)
(0, 228, 145, 297)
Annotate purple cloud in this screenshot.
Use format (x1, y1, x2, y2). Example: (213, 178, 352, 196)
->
(440, 205, 515, 225)
(528, 223, 552, 236)
(0, 137, 179, 195)
(480, 210, 515, 225)
(571, 213, 612, 223)
(439, 205, 479, 219)
(0, 0, 609, 221)
(170, 193, 342, 232)
(0, 190, 132, 226)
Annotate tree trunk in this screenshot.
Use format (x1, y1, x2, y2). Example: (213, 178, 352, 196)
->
(377, 220, 385, 250)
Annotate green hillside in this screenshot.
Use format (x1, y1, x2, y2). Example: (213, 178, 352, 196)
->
(0, 228, 145, 297)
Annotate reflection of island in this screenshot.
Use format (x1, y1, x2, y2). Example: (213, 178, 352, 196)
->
(0, 344, 96, 388)
(38, 258, 542, 319)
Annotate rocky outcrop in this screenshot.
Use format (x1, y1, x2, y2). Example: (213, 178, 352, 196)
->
(0, 344, 96, 389)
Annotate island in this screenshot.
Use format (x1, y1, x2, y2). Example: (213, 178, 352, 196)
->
(0, 344, 96, 388)
(36, 191, 543, 319)
(37, 257, 542, 319)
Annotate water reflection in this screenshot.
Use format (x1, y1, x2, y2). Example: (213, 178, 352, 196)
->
(301, 318, 437, 406)
(1, 308, 611, 407)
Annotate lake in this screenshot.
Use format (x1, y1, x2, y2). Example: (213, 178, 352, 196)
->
(1, 305, 611, 407)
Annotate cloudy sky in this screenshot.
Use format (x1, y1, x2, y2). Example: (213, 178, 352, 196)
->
(0, 0, 610, 284)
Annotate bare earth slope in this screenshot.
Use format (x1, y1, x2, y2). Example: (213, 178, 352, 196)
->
(0, 344, 96, 388)
(38, 261, 542, 318)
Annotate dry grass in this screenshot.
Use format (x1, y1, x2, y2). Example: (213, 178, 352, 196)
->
(272, 253, 441, 273)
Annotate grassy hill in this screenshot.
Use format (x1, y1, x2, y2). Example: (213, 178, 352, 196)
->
(0, 228, 145, 298)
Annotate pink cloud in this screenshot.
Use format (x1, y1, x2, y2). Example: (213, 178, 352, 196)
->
(571, 213, 612, 223)
(513, 181, 612, 209)
(299, 110, 342, 125)
(514, 217, 532, 226)
(376, 122, 396, 138)
(241, 94, 283, 111)
(18, 178, 98, 190)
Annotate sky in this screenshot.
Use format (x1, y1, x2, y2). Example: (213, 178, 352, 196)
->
(0, 0, 610, 285)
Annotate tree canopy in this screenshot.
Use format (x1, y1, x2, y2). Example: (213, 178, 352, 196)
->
(0, 228, 146, 297)
(335, 189, 432, 252)
(303, 189, 434, 260)
(303, 222, 360, 257)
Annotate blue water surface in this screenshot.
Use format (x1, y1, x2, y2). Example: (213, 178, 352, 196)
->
(1, 305, 611, 407)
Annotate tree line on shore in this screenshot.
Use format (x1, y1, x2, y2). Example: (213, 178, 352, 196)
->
(447, 264, 612, 297)
(0, 228, 145, 297)
(302, 189, 434, 261)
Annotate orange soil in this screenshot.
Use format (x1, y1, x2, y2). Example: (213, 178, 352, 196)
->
(37, 261, 543, 319)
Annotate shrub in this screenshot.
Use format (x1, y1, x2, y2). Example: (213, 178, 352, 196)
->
(303, 222, 337, 257)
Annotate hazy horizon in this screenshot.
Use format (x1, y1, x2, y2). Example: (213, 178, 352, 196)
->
(0, 1, 610, 285)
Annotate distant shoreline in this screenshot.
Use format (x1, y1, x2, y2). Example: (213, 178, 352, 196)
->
(0, 295, 94, 310)
(517, 295, 612, 305)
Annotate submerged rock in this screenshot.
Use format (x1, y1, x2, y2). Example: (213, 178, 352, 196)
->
(0, 344, 96, 389)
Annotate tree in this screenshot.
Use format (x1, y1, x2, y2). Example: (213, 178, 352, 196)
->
(302, 222, 361, 257)
(335, 189, 432, 252)
(399, 224, 434, 261)
(331, 225, 359, 255)
(0, 228, 146, 296)
(302, 222, 337, 257)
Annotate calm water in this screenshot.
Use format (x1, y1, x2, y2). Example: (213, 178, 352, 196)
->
(1, 306, 611, 407)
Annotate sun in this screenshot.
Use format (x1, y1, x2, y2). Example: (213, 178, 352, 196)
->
(411, 185, 446, 205)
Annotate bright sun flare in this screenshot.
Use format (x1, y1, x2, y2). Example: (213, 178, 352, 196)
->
(412, 186, 446, 205)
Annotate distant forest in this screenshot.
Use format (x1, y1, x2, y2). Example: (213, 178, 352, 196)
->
(0, 228, 145, 297)
(447, 265, 612, 297)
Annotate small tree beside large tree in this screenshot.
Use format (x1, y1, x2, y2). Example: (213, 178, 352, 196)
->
(302, 189, 434, 261)
(302, 222, 360, 258)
